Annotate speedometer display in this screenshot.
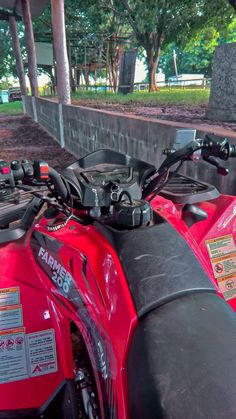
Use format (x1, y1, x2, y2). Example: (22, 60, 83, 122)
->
(82, 165, 131, 185)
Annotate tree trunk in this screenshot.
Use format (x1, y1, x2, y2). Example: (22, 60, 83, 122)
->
(72, 66, 77, 92)
(48, 68, 56, 94)
(107, 41, 118, 91)
(21, 0, 39, 97)
(76, 68, 81, 87)
(146, 51, 160, 92)
(148, 62, 158, 92)
(8, 15, 27, 96)
(145, 35, 162, 92)
(83, 70, 90, 89)
(51, 0, 71, 104)
(106, 39, 120, 92)
(110, 51, 119, 92)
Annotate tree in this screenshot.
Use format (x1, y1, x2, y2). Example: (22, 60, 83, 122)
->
(110, 0, 233, 91)
(64, 0, 132, 91)
(159, 16, 236, 80)
(159, 27, 220, 78)
(0, 21, 25, 81)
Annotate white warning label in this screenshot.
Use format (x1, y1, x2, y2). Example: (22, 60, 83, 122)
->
(217, 274, 236, 301)
(0, 304, 23, 330)
(0, 287, 20, 307)
(206, 235, 236, 258)
(26, 329, 58, 377)
(205, 235, 236, 301)
(0, 328, 28, 384)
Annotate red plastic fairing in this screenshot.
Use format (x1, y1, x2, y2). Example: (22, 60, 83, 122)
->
(30, 219, 137, 418)
(0, 240, 71, 411)
(150, 194, 236, 313)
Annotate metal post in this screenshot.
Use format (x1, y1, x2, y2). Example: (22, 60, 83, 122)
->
(8, 15, 27, 96)
(32, 96, 38, 122)
(58, 103, 65, 148)
(21, 0, 39, 97)
(173, 49, 178, 84)
(51, 0, 71, 104)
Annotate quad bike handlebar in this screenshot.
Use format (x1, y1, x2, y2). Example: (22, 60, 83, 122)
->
(161, 134, 236, 172)
(10, 160, 70, 202)
(0, 160, 70, 204)
(0, 160, 70, 244)
(0, 132, 234, 243)
(142, 134, 236, 199)
(0, 133, 235, 215)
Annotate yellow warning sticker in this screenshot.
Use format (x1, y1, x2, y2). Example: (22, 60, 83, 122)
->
(0, 287, 20, 307)
(206, 234, 236, 258)
(211, 252, 236, 278)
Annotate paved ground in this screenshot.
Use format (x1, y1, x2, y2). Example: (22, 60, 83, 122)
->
(0, 115, 75, 171)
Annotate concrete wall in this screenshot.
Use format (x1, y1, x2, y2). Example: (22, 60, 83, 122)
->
(62, 104, 177, 168)
(36, 98, 61, 144)
(24, 97, 236, 195)
(24, 96, 34, 119)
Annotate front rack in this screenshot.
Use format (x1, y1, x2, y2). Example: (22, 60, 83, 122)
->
(160, 173, 219, 204)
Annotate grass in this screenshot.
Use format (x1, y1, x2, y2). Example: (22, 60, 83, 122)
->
(0, 90, 209, 115)
(72, 88, 210, 107)
(0, 101, 23, 115)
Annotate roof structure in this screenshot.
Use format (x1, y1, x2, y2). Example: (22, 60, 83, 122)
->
(0, 0, 49, 19)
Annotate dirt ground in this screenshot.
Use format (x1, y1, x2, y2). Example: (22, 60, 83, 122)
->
(0, 115, 75, 172)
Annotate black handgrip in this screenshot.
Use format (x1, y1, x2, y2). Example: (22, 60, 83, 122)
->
(48, 167, 70, 203)
(12, 160, 70, 204)
(0, 197, 43, 244)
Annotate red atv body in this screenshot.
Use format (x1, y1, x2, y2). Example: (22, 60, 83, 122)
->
(1, 135, 236, 418)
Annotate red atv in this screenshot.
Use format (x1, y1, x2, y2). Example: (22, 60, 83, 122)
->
(0, 131, 236, 418)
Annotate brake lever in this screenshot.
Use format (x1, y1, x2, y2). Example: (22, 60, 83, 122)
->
(203, 157, 229, 176)
(142, 141, 202, 199)
(159, 141, 202, 174)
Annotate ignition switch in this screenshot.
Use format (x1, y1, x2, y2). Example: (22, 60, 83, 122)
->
(109, 182, 120, 202)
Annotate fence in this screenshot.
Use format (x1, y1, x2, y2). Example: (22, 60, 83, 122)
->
(42, 78, 211, 96)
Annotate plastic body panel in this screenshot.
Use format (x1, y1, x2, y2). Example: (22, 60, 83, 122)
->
(1, 171, 236, 417)
(148, 193, 236, 312)
(62, 149, 156, 207)
(0, 220, 137, 418)
(29, 220, 138, 418)
(0, 238, 73, 412)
